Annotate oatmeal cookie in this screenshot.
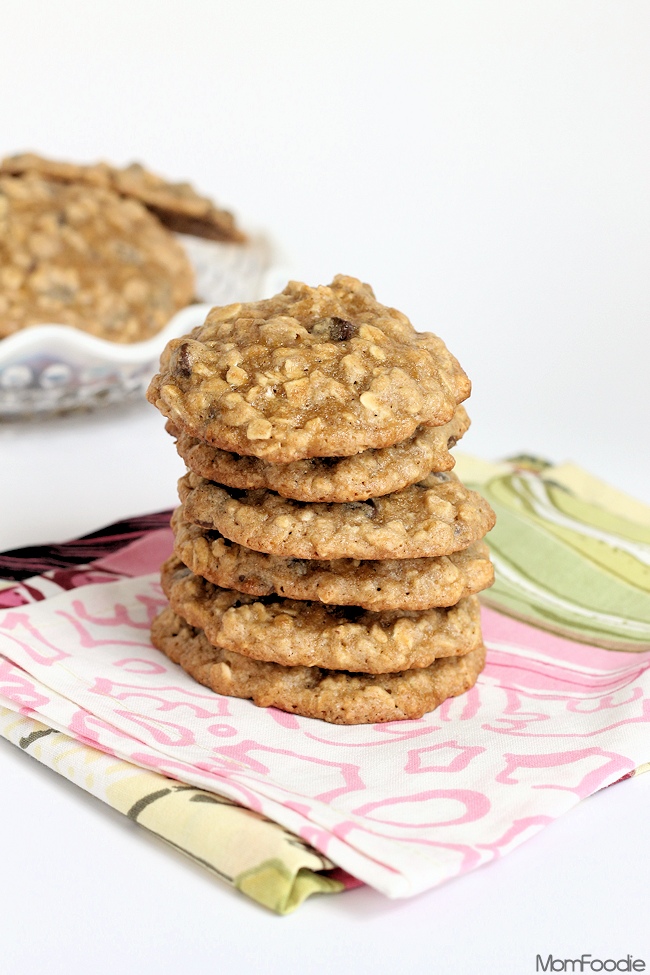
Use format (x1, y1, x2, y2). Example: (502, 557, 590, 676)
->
(167, 406, 470, 503)
(0, 173, 194, 342)
(151, 607, 486, 724)
(147, 276, 470, 463)
(178, 470, 496, 560)
(1, 152, 245, 243)
(172, 508, 494, 611)
(160, 556, 483, 672)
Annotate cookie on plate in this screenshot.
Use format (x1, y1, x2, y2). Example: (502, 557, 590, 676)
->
(147, 276, 471, 463)
(0, 173, 194, 342)
(0, 152, 246, 243)
(151, 607, 487, 724)
(167, 405, 470, 503)
(172, 508, 494, 611)
(160, 555, 483, 673)
(178, 469, 496, 561)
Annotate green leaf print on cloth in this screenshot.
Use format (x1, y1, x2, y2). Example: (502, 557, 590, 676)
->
(455, 455, 650, 651)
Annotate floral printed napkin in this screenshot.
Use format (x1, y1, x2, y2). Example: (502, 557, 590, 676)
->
(0, 458, 648, 908)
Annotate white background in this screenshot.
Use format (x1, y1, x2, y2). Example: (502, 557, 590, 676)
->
(1, 2, 649, 972)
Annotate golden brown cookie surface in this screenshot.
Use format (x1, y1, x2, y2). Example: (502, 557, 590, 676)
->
(167, 406, 470, 503)
(0, 173, 194, 342)
(161, 555, 483, 673)
(172, 508, 494, 611)
(178, 469, 496, 561)
(0, 152, 245, 242)
(151, 607, 487, 724)
(147, 276, 470, 463)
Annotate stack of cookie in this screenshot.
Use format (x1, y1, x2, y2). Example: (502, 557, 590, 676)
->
(147, 276, 496, 724)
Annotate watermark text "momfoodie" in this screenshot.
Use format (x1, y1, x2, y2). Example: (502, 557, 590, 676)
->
(536, 957, 645, 973)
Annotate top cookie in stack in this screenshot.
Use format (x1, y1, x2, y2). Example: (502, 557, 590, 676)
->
(148, 274, 470, 462)
(147, 275, 496, 724)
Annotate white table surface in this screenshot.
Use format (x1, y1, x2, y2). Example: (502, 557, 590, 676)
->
(0, 402, 649, 974)
(1, 0, 650, 969)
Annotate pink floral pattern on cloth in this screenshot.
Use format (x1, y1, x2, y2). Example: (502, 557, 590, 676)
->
(1, 530, 649, 898)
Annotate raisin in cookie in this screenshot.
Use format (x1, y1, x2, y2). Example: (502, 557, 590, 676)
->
(167, 405, 470, 503)
(0, 173, 194, 342)
(172, 508, 494, 611)
(147, 276, 470, 463)
(178, 470, 496, 560)
(151, 607, 486, 724)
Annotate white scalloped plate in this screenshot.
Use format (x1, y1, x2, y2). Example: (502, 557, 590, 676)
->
(0, 232, 291, 419)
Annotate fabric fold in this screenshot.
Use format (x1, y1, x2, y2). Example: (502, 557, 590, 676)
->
(0, 705, 347, 914)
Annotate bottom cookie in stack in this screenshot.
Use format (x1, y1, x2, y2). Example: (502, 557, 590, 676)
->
(151, 606, 486, 726)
